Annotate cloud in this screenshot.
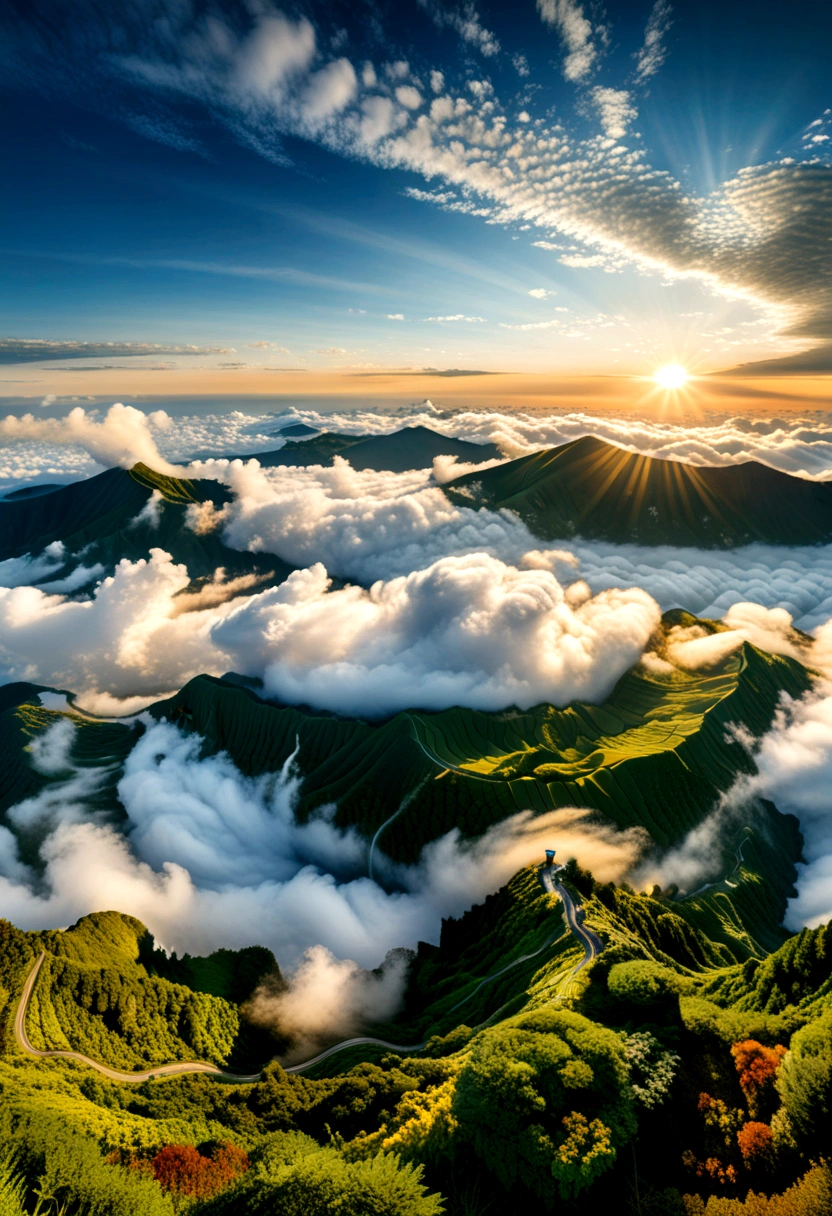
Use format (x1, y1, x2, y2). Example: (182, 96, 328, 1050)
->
(395, 85, 423, 111)
(0, 339, 233, 364)
(720, 343, 832, 375)
(423, 314, 486, 323)
(5, 3, 832, 349)
(633, 0, 673, 82)
(537, 0, 602, 81)
(0, 717, 646, 984)
(210, 554, 661, 716)
(418, 1, 500, 58)
(300, 57, 357, 127)
(591, 87, 637, 139)
(245, 945, 409, 1061)
(0, 549, 231, 706)
(0, 542, 67, 588)
(0, 404, 181, 476)
(387, 313, 405, 320)
(528, 288, 556, 299)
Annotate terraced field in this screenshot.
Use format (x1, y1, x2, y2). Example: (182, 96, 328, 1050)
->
(444, 433, 832, 546)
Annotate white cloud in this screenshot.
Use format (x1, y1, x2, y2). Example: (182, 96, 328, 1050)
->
(0, 716, 646, 993)
(232, 13, 316, 98)
(591, 86, 637, 139)
(418, 1, 500, 57)
(537, 0, 601, 81)
(395, 84, 423, 111)
(0, 404, 180, 477)
(358, 95, 397, 143)
(528, 287, 556, 299)
(423, 314, 486, 323)
(210, 554, 661, 716)
(299, 57, 357, 126)
(633, 0, 673, 81)
(387, 312, 405, 320)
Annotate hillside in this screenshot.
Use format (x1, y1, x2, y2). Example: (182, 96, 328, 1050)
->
(4, 881, 832, 1214)
(0, 462, 294, 591)
(444, 434, 832, 546)
(224, 425, 502, 472)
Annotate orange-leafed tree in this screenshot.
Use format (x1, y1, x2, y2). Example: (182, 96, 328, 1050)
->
(730, 1040, 787, 1117)
(736, 1121, 774, 1165)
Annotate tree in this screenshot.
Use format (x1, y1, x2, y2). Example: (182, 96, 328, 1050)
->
(775, 1011, 832, 1154)
(736, 1122, 773, 1166)
(452, 1007, 635, 1202)
(731, 1041, 786, 1117)
(151, 1142, 249, 1199)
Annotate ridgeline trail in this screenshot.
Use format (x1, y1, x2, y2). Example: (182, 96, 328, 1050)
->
(13, 864, 601, 1081)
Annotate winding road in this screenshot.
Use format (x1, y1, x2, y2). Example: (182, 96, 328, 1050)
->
(14, 954, 262, 1084)
(539, 866, 604, 973)
(13, 864, 602, 1082)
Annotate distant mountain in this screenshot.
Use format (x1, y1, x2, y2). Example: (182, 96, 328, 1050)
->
(444, 434, 832, 547)
(274, 422, 318, 437)
(224, 425, 502, 473)
(1, 483, 66, 501)
(0, 461, 294, 590)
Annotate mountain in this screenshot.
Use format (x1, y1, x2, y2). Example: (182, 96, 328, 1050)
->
(2, 609, 810, 957)
(444, 434, 832, 547)
(0, 461, 294, 591)
(2, 602, 827, 1212)
(224, 425, 502, 473)
(1, 483, 66, 501)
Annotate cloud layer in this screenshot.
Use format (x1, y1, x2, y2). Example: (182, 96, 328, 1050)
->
(0, 718, 645, 973)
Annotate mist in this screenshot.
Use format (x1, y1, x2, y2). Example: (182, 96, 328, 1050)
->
(0, 718, 646, 975)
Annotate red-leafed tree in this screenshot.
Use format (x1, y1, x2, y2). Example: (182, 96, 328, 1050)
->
(151, 1141, 249, 1198)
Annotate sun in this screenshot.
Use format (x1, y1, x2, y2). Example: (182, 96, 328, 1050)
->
(654, 363, 689, 390)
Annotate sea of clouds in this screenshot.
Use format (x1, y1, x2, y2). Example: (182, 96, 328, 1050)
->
(4, 399, 832, 1037)
(0, 715, 645, 1051)
(4, 399, 832, 490)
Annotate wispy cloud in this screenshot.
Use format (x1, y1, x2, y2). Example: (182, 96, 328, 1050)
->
(418, 0, 500, 57)
(423, 314, 486, 323)
(633, 0, 673, 82)
(0, 338, 234, 364)
(4, 1, 831, 355)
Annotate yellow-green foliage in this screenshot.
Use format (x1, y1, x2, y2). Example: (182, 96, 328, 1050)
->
(451, 1006, 635, 1201)
(19, 914, 240, 1070)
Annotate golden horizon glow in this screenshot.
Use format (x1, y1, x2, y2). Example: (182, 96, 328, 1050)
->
(654, 364, 689, 390)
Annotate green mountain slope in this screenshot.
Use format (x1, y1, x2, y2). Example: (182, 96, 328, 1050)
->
(153, 618, 810, 859)
(0, 462, 294, 591)
(224, 425, 501, 472)
(1, 610, 812, 961)
(444, 434, 832, 546)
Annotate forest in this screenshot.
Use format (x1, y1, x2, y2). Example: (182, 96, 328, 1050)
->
(2, 853, 832, 1215)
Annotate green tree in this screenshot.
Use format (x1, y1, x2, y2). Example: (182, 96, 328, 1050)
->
(452, 1008, 635, 1202)
(775, 1010, 832, 1154)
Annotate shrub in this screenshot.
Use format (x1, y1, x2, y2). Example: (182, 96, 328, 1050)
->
(452, 1007, 635, 1201)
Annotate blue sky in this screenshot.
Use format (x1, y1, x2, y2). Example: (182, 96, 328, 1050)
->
(1, 0, 830, 383)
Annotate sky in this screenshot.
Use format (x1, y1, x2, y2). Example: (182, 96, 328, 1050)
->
(0, 0, 831, 409)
